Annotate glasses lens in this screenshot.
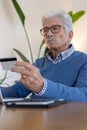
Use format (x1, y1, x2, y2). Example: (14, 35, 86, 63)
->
(40, 28, 49, 35)
(40, 25, 64, 35)
(51, 25, 61, 33)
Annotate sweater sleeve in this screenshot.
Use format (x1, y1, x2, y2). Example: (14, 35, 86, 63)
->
(0, 82, 30, 98)
(41, 64, 87, 102)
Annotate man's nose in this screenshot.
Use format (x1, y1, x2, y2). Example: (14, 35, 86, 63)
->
(47, 29, 53, 35)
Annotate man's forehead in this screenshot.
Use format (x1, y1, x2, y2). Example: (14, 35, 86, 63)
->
(43, 17, 64, 27)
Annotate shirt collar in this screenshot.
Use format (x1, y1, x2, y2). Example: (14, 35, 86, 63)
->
(46, 44, 75, 64)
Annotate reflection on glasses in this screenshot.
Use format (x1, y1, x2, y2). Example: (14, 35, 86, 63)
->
(40, 25, 65, 36)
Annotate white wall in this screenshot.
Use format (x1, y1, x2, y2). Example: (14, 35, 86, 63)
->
(0, 0, 87, 63)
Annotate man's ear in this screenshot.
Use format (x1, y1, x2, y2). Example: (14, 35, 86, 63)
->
(69, 31, 73, 39)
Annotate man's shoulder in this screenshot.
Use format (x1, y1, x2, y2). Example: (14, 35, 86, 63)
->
(74, 51, 87, 58)
(74, 51, 87, 63)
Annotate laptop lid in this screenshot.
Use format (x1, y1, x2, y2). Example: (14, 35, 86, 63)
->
(0, 89, 66, 108)
(0, 88, 24, 103)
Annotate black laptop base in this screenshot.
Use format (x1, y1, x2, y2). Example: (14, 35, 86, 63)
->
(5, 98, 67, 108)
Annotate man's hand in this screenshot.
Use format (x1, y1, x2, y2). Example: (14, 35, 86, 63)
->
(12, 61, 44, 93)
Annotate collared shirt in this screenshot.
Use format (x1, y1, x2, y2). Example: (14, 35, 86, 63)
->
(35, 44, 75, 96)
(46, 44, 75, 64)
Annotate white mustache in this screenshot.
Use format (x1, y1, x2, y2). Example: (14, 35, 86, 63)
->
(47, 38, 55, 42)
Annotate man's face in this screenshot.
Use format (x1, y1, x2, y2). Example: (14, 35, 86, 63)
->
(42, 17, 73, 52)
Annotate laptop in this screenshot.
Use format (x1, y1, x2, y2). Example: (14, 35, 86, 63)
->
(6, 95, 67, 108)
(5, 98, 66, 108)
(0, 89, 66, 108)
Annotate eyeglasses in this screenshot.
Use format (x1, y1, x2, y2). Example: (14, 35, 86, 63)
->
(40, 25, 65, 36)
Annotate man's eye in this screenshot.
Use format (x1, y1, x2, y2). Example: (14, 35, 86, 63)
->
(43, 29, 48, 32)
(53, 27, 58, 31)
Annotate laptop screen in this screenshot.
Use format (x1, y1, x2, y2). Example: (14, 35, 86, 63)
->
(0, 88, 24, 103)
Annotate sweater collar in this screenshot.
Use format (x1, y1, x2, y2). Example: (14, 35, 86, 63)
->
(46, 44, 75, 64)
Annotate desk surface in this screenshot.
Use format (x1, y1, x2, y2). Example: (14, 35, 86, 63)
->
(0, 102, 87, 130)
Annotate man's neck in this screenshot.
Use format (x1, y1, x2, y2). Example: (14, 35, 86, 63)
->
(50, 44, 71, 60)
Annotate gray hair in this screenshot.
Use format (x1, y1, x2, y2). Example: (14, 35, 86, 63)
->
(41, 10, 73, 32)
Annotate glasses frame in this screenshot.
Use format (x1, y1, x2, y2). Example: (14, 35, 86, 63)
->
(40, 24, 65, 36)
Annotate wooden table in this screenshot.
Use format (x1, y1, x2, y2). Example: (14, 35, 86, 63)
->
(0, 102, 87, 130)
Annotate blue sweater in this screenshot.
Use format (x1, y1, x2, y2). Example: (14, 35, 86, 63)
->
(1, 51, 87, 101)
